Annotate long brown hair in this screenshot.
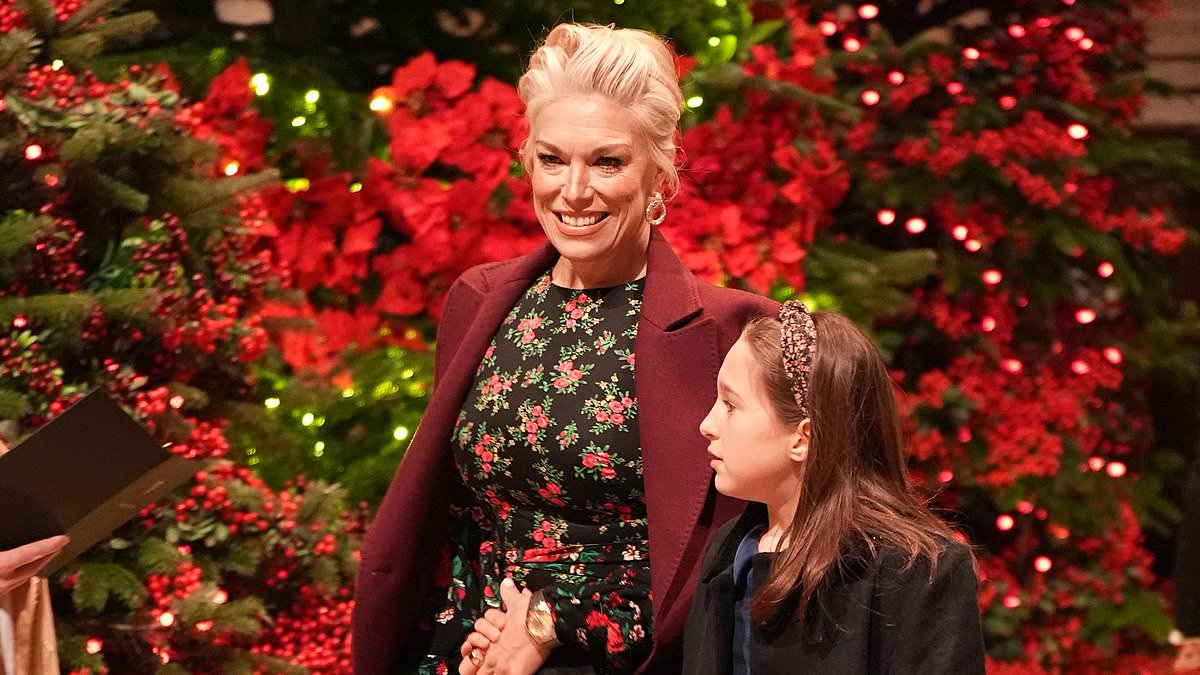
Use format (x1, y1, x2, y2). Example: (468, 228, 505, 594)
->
(740, 311, 961, 627)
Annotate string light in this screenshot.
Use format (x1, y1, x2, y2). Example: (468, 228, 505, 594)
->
(858, 4, 879, 19)
(1008, 25, 1027, 38)
(877, 209, 897, 225)
(1088, 456, 1105, 471)
(1106, 461, 1127, 478)
(708, 36, 721, 47)
(12, 316, 28, 328)
(1075, 308, 1096, 324)
(393, 426, 410, 441)
(982, 269, 1003, 285)
(369, 94, 394, 113)
(301, 412, 315, 426)
(888, 71, 905, 85)
(686, 95, 705, 109)
(291, 116, 307, 127)
(305, 89, 321, 104)
(965, 239, 982, 252)
(1103, 347, 1123, 364)
(1068, 123, 1089, 140)
(25, 144, 43, 160)
(52, 59, 64, 71)
(843, 37, 862, 52)
(1002, 358, 1023, 374)
(286, 177, 311, 192)
(212, 589, 228, 604)
(981, 316, 997, 332)
(159, 612, 176, 627)
(169, 395, 185, 409)
(937, 469, 954, 483)
(996, 514, 1015, 531)
(1070, 360, 1090, 375)
(999, 95, 1017, 110)
(1064, 27, 1085, 42)
(1034, 556, 1052, 573)
(1050, 524, 1070, 540)
(223, 160, 240, 176)
(957, 427, 972, 443)
(196, 621, 214, 633)
(946, 82, 964, 95)
(905, 217, 926, 234)
(952, 225, 968, 240)
(1079, 37, 1094, 50)
(861, 89, 881, 105)
(1017, 500, 1034, 514)
(818, 20, 838, 36)
(1004, 594, 1022, 609)
(350, 182, 364, 193)
(963, 47, 981, 60)
(264, 397, 281, 409)
(85, 638, 103, 654)
(1036, 17, 1054, 28)
(251, 73, 270, 96)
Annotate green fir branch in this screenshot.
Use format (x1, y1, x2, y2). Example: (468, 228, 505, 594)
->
(15, 0, 56, 36)
(72, 562, 145, 613)
(0, 210, 54, 261)
(59, 0, 131, 33)
(0, 293, 98, 333)
(0, 30, 41, 80)
(0, 389, 31, 420)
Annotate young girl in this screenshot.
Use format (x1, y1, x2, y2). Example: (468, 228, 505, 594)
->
(683, 302, 985, 674)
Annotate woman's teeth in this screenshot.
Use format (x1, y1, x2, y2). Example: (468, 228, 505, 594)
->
(558, 213, 608, 228)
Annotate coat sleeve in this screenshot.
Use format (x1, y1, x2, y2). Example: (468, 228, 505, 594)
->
(883, 544, 986, 675)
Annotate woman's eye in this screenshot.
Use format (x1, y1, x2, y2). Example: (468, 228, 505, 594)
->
(537, 153, 562, 165)
(596, 156, 623, 169)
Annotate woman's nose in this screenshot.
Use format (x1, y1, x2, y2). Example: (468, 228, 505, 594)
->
(562, 163, 592, 204)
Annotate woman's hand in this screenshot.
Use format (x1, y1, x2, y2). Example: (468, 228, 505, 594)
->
(472, 578, 553, 675)
(0, 535, 70, 596)
(458, 608, 507, 674)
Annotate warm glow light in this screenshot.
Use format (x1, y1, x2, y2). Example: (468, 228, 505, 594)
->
(952, 225, 969, 240)
(965, 239, 983, 252)
(963, 47, 981, 60)
(1075, 308, 1096, 324)
(1017, 500, 1034, 514)
(212, 589, 228, 604)
(1065, 27, 1085, 42)
(1106, 461, 1127, 478)
(291, 116, 307, 127)
(861, 89, 881, 105)
(12, 316, 28, 328)
(1051, 524, 1070, 539)
(1034, 556, 1052, 573)
(1002, 358, 1023, 374)
(301, 412, 316, 426)
(996, 514, 1015, 531)
(369, 95, 393, 113)
(843, 37, 862, 52)
(223, 160, 240, 176)
(946, 82, 964, 95)
(708, 36, 721, 47)
(305, 89, 321, 104)
(686, 95, 705, 108)
(169, 395, 185, 409)
(819, 20, 838, 36)
(1004, 594, 1022, 609)
(905, 217, 927, 234)
(85, 638, 103, 654)
(1070, 360, 1091, 375)
(1079, 37, 1094, 50)
(1098, 262, 1115, 278)
(1008, 25, 1027, 38)
(25, 144, 43, 161)
(999, 95, 1017, 110)
(982, 269, 1003, 285)
(858, 4, 879, 19)
(1088, 456, 1106, 471)
(264, 397, 281, 409)
(938, 469, 954, 483)
(196, 621, 214, 633)
(251, 73, 270, 96)
(888, 71, 905, 85)
(981, 316, 997, 332)
(1103, 347, 1123, 364)
(159, 612, 175, 627)
(1036, 17, 1054, 28)
(877, 209, 896, 225)
(393, 426, 410, 441)
(1068, 123, 1089, 140)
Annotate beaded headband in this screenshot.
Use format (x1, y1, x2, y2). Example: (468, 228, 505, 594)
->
(778, 300, 816, 418)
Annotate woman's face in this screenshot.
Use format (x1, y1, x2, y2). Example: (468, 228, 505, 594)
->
(699, 337, 806, 506)
(529, 95, 661, 286)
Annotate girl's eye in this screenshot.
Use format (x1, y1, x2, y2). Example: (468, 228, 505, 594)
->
(537, 153, 563, 165)
(722, 400, 735, 412)
(596, 156, 624, 169)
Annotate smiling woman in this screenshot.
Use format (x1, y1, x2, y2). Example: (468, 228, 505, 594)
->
(352, 23, 778, 675)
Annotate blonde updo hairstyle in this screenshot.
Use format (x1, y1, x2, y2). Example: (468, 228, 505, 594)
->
(518, 23, 683, 198)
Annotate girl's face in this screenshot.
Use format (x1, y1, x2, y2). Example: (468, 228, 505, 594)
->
(699, 337, 807, 505)
(529, 95, 661, 286)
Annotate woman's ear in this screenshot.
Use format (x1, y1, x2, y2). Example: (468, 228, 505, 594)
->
(788, 418, 811, 463)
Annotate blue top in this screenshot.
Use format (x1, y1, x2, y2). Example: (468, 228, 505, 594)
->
(732, 524, 765, 674)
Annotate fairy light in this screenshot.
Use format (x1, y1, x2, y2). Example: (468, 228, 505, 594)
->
(301, 412, 315, 426)
(905, 217, 927, 234)
(888, 71, 905, 85)
(1106, 461, 1127, 478)
(12, 316, 28, 328)
(1002, 358, 1023, 374)
(843, 37, 862, 52)
(264, 397, 281, 409)
(1036, 17, 1054, 28)
(1088, 456, 1106, 471)
(963, 47, 981, 60)
(350, 182, 363, 193)
(946, 82, 964, 95)
(861, 89, 881, 105)
(169, 395, 185, 409)
(981, 316, 997, 332)
(999, 95, 1017, 110)
(291, 116, 307, 127)
(1103, 347, 1123, 364)
(1068, 123, 1089, 140)
(286, 177, 311, 192)
(818, 20, 838, 36)
(1017, 500, 1034, 514)
(877, 209, 896, 225)
(393, 426, 410, 441)
(1004, 594, 1022, 609)
(85, 638, 103, 654)
(947, 225, 966, 241)
(1034, 556, 1052, 573)
(1075, 308, 1096, 324)
(369, 94, 394, 113)
(1051, 524, 1070, 540)
(686, 95, 705, 109)
(1065, 27, 1084, 41)
(937, 469, 954, 483)
(1070, 360, 1090, 375)
(957, 427, 972, 443)
(25, 144, 43, 160)
(223, 160, 240, 176)
(707, 36, 720, 47)
(251, 73, 270, 96)
(1079, 37, 1094, 50)
(982, 269, 1003, 285)
(159, 612, 176, 627)
(965, 239, 983, 252)
(996, 514, 1015, 531)
(212, 589, 228, 604)
(858, 4, 879, 19)
(195, 621, 214, 633)
(305, 89, 321, 104)
(1008, 25, 1027, 38)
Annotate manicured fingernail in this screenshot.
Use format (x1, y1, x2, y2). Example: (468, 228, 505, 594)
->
(501, 577, 515, 588)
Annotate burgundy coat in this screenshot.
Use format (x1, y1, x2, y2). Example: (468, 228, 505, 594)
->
(352, 228, 778, 673)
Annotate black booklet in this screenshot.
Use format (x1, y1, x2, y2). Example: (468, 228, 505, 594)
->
(0, 389, 203, 576)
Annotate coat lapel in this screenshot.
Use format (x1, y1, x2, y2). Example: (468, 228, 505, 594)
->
(635, 228, 723, 629)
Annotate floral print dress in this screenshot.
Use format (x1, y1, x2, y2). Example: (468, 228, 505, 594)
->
(406, 271, 652, 674)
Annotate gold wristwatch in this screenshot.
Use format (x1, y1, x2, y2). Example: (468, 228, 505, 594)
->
(525, 590, 560, 648)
